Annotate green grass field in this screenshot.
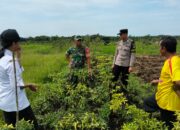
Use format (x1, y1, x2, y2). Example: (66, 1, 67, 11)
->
(19, 41, 179, 101)
(21, 41, 180, 87)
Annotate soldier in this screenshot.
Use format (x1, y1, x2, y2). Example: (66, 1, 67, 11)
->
(112, 29, 136, 86)
(0, 29, 38, 129)
(66, 36, 92, 85)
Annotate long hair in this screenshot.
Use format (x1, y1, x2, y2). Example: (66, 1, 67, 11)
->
(0, 40, 14, 59)
(0, 48, 5, 59)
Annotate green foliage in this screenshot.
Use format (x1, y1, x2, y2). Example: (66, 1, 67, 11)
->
(110, 93, 126, 112)
(0, 119, 34, 130)
(57, 112, 107, 130)
(126, 75, 154, 108)
(173, 112, 180, 130)
(31, 56, 112, 129)
(122, 105, 167, 130)
(28, 55, 166, 129)
(37, 111, 61, 130)
(0, 124, 14, 130)
(1, 40, 180, 129)
(16, 119, 34, 130)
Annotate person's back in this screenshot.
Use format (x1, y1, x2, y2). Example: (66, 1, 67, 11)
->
(144, 36, 180, 130)
(156, 55, 180, 111)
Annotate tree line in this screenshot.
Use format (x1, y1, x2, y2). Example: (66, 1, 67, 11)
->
(26, 34, 180, 45)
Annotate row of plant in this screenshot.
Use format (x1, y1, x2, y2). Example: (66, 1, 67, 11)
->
(1, 56, 180, 130)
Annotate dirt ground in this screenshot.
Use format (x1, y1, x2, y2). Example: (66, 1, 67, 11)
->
(134, 56, 166, 83)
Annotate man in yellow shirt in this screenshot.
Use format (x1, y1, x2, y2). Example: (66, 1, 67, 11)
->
(144, 36, 180, 130)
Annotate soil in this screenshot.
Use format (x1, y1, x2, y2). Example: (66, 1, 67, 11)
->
(134, 56, 166, 83)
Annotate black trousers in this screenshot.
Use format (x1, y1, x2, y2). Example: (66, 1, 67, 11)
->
(3, 106, 39, 130)
(112, 65, 129, 86)
(108, 65, 129, 130)
(144, 94, 176, 130)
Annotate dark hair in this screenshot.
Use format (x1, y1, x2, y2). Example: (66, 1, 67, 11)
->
(0, 49, 5, 59)
(0, 29, 20, 49)
(160, 36, 177, 53)
(1, 41, 14, 49)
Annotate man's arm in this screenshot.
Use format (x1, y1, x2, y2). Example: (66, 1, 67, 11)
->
(151, 79, 163, 86)
(66, 54, 71, 63)
(129, 40, 136, 72)
(7, 61, 37, 92)
(87, 57, 91, 70)
(112, 45, 118, 68)
(20, 84, 37, 92)
(85, 48, 91, 75)
(65, 48, 72, 67)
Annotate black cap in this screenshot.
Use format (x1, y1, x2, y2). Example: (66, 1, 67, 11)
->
(117, 29, 128, 35)
(0, 29, 23, 48)
(74, 35, 82, 41)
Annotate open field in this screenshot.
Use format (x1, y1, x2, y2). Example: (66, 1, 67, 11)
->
(0, 39, 180, 129)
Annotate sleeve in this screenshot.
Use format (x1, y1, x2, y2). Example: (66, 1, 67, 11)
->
(6, 60, 25, 89)
(172, 59, 180, 82)
(130, 40, 136, 67)
(66, 48, 72, 56)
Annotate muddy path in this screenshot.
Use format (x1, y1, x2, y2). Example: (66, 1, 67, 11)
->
(134, 56, 166, 83)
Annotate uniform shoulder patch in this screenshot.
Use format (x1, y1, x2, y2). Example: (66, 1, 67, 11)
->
(128, 39, 134, 43)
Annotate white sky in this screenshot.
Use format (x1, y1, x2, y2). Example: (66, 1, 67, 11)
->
(0, 0, 180, 37)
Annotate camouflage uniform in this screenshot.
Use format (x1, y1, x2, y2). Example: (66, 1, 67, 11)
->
(66, 46, 89, 86)
(112, 39, 136, 86)
(66, 46, 87, 69)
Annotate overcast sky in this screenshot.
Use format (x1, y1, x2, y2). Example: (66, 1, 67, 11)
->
(0, 0, 180, 37)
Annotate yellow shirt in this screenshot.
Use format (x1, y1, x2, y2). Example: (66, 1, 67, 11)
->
(156, 56, 180, 111)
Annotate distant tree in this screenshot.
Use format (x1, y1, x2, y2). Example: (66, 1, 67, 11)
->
(51, 35, 59, 41)
(34, 36, 50, 41)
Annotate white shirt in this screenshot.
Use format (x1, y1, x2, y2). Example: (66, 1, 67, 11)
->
(0, 49, 30, 112)
(113, 39, 135, 67)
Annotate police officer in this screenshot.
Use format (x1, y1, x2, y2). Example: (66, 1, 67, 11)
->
(112, 29, 136, 86)
(0, 29, 38, 129)
(66, 35, 91, 74)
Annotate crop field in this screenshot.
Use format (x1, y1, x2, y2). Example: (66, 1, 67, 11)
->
(0, 38, 180, 130)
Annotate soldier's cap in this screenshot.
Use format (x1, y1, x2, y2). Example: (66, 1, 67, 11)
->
(0, 29, 25, 48)
(74, 35, 82, 41)
(117, 29, 128, 35)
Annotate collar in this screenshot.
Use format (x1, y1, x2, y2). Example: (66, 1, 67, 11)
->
(121, 39, 128, 43)
(119, 40, 128, 45)
(4, 49, 13, 57)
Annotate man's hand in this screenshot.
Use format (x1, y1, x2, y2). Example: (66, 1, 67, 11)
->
(128, 67, 133, 73)
(151, 79, 163, 86)
(175, 90, 180, 98)
(26, 84, 38, 92)
(16, 47, 21, 59)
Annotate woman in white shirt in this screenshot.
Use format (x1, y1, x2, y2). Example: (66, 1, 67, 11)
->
(0, 29, 38, 129)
